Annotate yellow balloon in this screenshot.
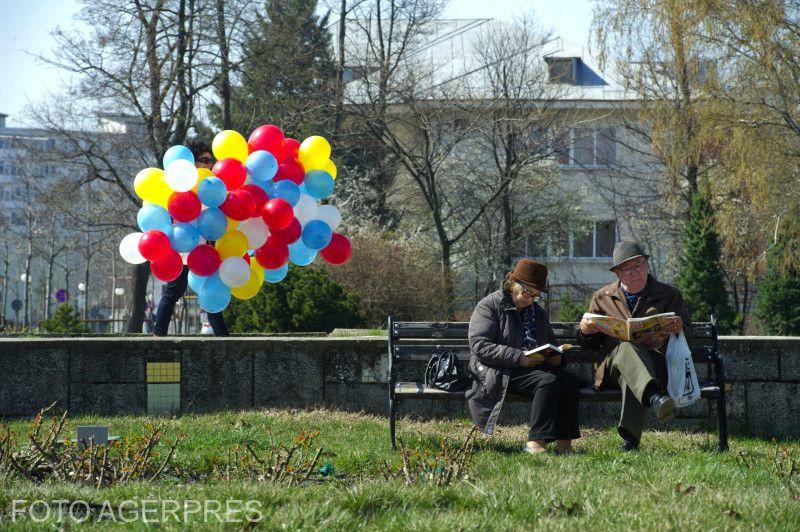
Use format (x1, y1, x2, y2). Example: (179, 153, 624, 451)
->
(226, 217, 239, 233)
(215, 230, 248, 259)
(323, 159, 337, 179)
(134, 168, 171, 207)
(212, 130, 248, 163)
(298, 136, 331, 169)
(193, 168, 214, 193)
(249, 261, 264, 284)
(231, 269, 262, 300)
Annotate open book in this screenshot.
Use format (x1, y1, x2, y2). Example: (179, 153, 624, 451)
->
(585, 312, 675, 344)
(523, 343, 573, 357)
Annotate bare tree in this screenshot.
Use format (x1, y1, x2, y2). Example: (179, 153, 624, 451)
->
(29, 0, 255, 332)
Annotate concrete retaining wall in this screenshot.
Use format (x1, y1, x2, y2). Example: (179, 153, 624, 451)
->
(0, 336, 797, 438)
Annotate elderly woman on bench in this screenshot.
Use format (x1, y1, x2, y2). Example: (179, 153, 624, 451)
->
(466, 259, 580, 454)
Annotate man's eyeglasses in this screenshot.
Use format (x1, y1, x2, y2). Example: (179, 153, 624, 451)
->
(196, 156, 213, 164)
(617, 261, 646, 276)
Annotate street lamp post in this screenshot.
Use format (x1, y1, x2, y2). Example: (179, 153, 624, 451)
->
(112, 286, 124, 333)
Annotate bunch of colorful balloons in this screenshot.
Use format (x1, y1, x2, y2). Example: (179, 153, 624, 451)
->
(118, 125, 352, 313)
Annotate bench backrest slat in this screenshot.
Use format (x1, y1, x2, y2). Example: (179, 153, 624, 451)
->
(391, 320, 718, 365)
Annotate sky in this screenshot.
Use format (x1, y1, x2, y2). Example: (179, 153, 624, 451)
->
(0, 0, 594, 127)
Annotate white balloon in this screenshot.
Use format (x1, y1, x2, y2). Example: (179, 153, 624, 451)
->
(180, 252, 189, 265)
(119, 232, 147, 264)
(239, 217, 269, 249)
(294, 194, 318, 225)
(219, 257, 250, 288)
(165, 159, 198, 192)
(316, 205, 342, 231)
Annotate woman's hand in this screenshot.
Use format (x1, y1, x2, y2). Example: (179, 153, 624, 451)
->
(547, 354, 562, 366)
(519, 354, 543, 367)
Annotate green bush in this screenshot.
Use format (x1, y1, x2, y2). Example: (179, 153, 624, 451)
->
(675, 191, 735, 333)
(40, 304, 89, 334)
(555, 293, 588, 322)
(754, 226, 800, 335)
(225, 265, 363, 333)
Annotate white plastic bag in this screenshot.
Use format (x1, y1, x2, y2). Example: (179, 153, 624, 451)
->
(666, 330, 700, 408)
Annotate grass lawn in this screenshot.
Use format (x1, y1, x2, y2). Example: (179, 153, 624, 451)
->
(1, 408, 798, 530)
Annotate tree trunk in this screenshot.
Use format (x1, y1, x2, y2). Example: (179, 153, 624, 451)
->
(23, 244, 32, 329)
(216, 0, 232, 129)
(127, 262, 150, 333)
(45, 257, 54, 320)
(334, 0, 347, 135)
(110, 253, 117, 333)
(501, 183, 513, 270)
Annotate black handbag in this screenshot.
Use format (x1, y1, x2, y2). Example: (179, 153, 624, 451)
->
(424, 350, 473, 392)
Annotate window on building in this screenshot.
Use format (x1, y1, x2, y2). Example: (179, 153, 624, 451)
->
(562, 128, 617, 166)
(526, 220, 617, 258)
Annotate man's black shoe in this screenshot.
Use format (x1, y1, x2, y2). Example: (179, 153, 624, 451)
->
(621, 439, 640, 452)
(650, 394, 675, 423)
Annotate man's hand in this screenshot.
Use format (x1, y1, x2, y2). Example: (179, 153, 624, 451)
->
(665, 316, 683, 335)
(579, 313, 598, 335)
(519, 354, 543, 367)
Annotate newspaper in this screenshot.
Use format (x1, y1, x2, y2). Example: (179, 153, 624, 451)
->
(584, 313, 675, 345)
(523, 343, 573, 358)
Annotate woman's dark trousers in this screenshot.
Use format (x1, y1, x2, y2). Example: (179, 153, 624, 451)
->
(507, 367, 580, 441)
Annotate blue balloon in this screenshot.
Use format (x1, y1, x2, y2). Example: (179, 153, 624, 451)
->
(198, 176, 227, 208)
(197, 208, 227, 241)
(264, 264, 289, 283)
(163, 145, 194, 169)
(198, 273, 231, 313)
(288, 240, 317, 266)
(250, 177, 273, 192)
(271, 180, 300, 206)
(169, 222, 200, 253)
(246, 150, 278, 181)
(298, 182, 308, 195)
(188, 271, 207, 293)
(137, 204, 171, 233)
(304, 170, 335, 200)
(301, 220, 333, 250)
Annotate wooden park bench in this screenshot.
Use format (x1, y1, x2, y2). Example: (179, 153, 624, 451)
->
(387, 316, 729, 452)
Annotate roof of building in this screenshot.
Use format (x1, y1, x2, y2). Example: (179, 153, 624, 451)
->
(335, 18, 638, 106)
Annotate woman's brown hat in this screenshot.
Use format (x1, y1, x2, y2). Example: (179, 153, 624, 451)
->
(509, 258, 548, 292)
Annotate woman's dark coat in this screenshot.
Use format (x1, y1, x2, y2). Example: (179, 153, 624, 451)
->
(466, 289, 556, 434)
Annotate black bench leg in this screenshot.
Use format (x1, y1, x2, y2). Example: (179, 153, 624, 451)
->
(716, 388, 729, 452)
(389, 397, 397, 450)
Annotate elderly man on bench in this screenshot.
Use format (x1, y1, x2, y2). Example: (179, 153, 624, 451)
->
(578, 240, 692, 452)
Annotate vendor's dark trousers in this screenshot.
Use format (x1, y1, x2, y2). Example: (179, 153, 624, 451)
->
(602, 342, 660, 442)
(508, 367, 581, 442)
(153, 267, 229, 336)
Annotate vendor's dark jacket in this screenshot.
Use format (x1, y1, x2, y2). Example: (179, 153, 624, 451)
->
(578, 275, 692, 390)
(466, 289, 556, 435)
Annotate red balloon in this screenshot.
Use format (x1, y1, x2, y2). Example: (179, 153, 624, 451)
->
(274, 159, 304, 184)
(187, 244, 221, 276)
(269, 217, 301, 245)
(261, 198, 294, 230)
(242, 253, 251, 265)
(283, 138, 300, 158)
(240, 183, 269, 211)
(248, 125, 285, 159)
(168, 191, 202, 222)
(255, 236, 289, 269)
(151, 250, 184, 282)
(321, 233, 352, 265)
(219, 189, 255, 221)
(212, 158, 247, 190)
(138, 230, 171, 261)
